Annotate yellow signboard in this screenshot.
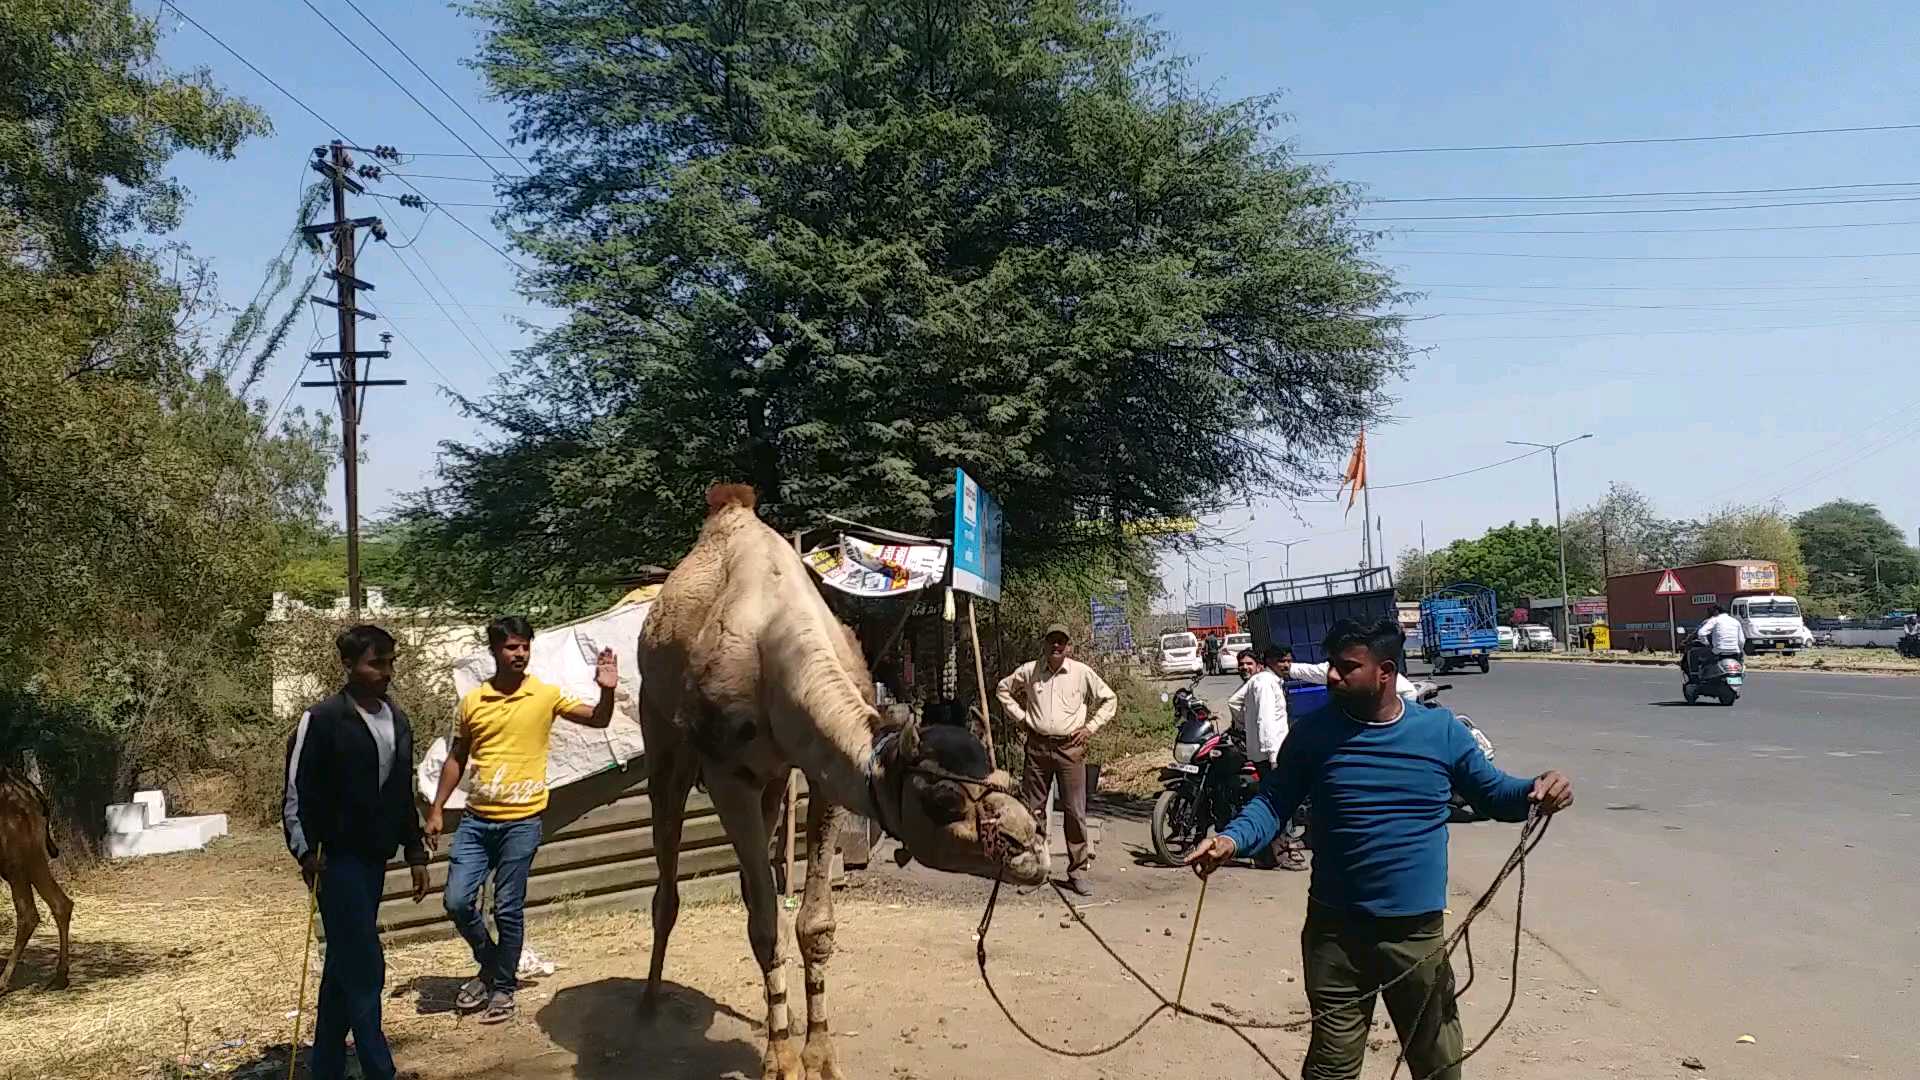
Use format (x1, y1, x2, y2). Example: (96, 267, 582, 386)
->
(1591, 624, 1611, 651)
(1072, 516, 1199, 538)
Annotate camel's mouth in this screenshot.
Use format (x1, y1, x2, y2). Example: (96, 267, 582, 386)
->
(1000, 847, 1048, 887)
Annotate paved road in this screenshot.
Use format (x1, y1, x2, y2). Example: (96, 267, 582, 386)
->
(1408, 660, 1919, 1078)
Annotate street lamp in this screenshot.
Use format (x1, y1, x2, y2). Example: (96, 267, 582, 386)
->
(1508, 434, 1593, 651)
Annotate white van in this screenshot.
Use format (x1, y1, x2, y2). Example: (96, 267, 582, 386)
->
(1731, 595, 1814, 652)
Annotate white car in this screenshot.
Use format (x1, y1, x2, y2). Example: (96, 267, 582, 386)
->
(1218, 632, 1253, 671)
(1519, 624, 1556, 652)
(1496, 626, 1518, 651)
(1157, 631, 1203, 676)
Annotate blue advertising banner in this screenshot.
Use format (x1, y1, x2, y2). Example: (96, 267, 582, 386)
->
(951, 467, 1003, 601)
(1090, 596, 1134, 653)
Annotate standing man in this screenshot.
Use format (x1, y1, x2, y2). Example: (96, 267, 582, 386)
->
(1203, 630, 1224, 676)
(996, 623, 1116, 897)
(1238, 645, 1304, 870)
(426, 616, 618, 1023)
(1225, 647, 1261, 735)
(1186, 619, 1573, 1080)
(283, 625, 431, 1080)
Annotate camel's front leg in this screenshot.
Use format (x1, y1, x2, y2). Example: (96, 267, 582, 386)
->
(797, 796, 847, 1080)
(710, 774, 803, 1080)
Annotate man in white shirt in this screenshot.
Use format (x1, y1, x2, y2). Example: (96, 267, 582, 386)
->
(1225, 648, 1260, 734)
(1238, 645, 1304, 870)
(1695, 604, 1745, 658)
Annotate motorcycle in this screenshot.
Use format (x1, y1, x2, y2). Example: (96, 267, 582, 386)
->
(1681, 644, 1744, 706)
(1149, 678, 1261, 867)
(1147, 680, 1498, 866)
(1898, 633, 1920, 660)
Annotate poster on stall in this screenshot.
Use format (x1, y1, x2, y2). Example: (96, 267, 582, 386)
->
(804, 535, 948, 597)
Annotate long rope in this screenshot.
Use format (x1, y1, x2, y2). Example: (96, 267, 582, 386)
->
(288, 879, 319, 1080)
(975, 810, 1551, 1080)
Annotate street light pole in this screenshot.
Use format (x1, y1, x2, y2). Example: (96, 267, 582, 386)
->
(1509, 434, 1593, 651)
(1273, 538, 1310, 579)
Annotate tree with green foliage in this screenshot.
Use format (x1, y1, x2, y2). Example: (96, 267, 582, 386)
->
(407, 0, 1409, 613)
(0, 0, 331, 836)
(1403, 521, 1596, 617)
(1694, 504, 1808, 592)
(1793, 500, 1917, 604)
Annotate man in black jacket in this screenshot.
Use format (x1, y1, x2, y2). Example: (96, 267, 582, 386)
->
(282, 624, 430, 1080)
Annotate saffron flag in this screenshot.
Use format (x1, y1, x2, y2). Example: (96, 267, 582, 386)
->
(1337, 430, 1368, 516)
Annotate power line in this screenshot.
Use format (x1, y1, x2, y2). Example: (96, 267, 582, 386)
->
(1362, 193, 1920, 222)
(1305, 121, 1920, 157)
(337, 0, 531, 172)
(1369, 448, 1547, 490)
(166, 2, 529, 273)
(300, 0, 515, 181)
(383, 242, 507, 376)
(160, 1, 346, 135)
(405, 244, 518, 372)
(385, 173, 499, 184)
(1371, 180, 1920, 204)
(370, 192, 505, 209)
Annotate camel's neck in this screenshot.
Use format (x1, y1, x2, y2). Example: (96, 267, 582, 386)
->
(764, 630, 883, 817)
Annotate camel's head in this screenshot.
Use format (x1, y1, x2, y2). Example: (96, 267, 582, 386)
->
(876, 720, 1048, 886)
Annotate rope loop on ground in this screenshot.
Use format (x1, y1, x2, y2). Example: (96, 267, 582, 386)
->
(974, 809, 1552, 1080)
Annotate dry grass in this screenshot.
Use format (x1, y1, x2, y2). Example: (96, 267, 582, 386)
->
(0, 826, 759, 1080)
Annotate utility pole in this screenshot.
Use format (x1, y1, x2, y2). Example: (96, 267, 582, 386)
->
(1509, 434, 1593, 651)
(1420, 521, 1429, 597)
(1362, 483, 1374, 568)
(303, 141, 403, 615)
(1601, 521, 1612, 580)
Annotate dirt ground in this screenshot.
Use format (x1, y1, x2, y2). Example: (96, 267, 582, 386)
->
(0, 802, 1711, 1080)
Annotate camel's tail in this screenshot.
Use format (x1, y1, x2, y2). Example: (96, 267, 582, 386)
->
(705, 483, 758, 515)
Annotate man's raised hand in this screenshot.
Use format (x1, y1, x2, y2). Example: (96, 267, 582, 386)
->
(594, 647, 619, 690)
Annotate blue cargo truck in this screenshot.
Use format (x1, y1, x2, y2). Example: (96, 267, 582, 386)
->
(1420, 583, 1499, 674)
(1243, 567, 1401, 668)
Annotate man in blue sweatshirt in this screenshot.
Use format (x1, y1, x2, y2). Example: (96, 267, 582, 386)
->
(1185, 618, 1573, 1080)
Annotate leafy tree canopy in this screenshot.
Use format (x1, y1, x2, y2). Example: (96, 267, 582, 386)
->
(407, 0, 1409, 613)
(1793, 499, 1917, 599)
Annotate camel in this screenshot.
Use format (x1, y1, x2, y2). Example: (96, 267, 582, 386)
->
(0, 768, 71, 994)
(638, 484, 1047, 1079)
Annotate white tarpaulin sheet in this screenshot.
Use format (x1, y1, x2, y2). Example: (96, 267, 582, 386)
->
(417, 601, 651, 809)
(804, 535, 947, 596)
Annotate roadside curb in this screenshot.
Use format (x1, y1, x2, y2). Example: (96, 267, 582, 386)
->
(1499, 653, 1920, 677)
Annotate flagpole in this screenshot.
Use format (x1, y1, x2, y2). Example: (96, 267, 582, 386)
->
(1363, 483, 1374, 568)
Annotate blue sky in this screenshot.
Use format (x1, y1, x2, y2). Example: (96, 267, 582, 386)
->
(157, 1, 1920, 605)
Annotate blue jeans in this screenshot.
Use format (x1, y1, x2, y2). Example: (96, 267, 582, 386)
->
(442, 815, 543, 993)
(312, 851, 395, 1080)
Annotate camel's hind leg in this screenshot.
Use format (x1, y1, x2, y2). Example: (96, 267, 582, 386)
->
(797, 796, 847, 1080)
(1, 872, 38, 994)
(30, 858, 70, 990)
(642, 738, 698, 1011)
(708, 770, 802, 1080)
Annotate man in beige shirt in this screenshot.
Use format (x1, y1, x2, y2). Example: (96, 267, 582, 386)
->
(997, 623, 1117, 895)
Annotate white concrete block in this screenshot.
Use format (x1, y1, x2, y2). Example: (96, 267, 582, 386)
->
(105, 802, 150, 835)
(133, 789, 167, 824)
(103, 813, 228, 859)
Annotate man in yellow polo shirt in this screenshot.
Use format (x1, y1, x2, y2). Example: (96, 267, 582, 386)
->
(426, 616, 616, 1023)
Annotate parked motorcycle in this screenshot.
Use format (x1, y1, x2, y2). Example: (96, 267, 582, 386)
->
(1147, 680, 1498, 866)
(1898, 633, 1920, 660)
(1681, 644, 1744, 706)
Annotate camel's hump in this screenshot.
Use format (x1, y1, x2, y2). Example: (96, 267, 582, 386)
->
(706, 483, 757, 514)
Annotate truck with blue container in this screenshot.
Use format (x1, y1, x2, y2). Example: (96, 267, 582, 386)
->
(1419, 583, 1499, 674)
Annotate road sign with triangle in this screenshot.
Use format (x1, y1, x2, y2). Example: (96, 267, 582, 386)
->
(1654, 569, 1685, 596)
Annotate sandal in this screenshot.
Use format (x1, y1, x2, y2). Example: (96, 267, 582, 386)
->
(477, 991, 516, 1025)
(454, 976, 490, 1012)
